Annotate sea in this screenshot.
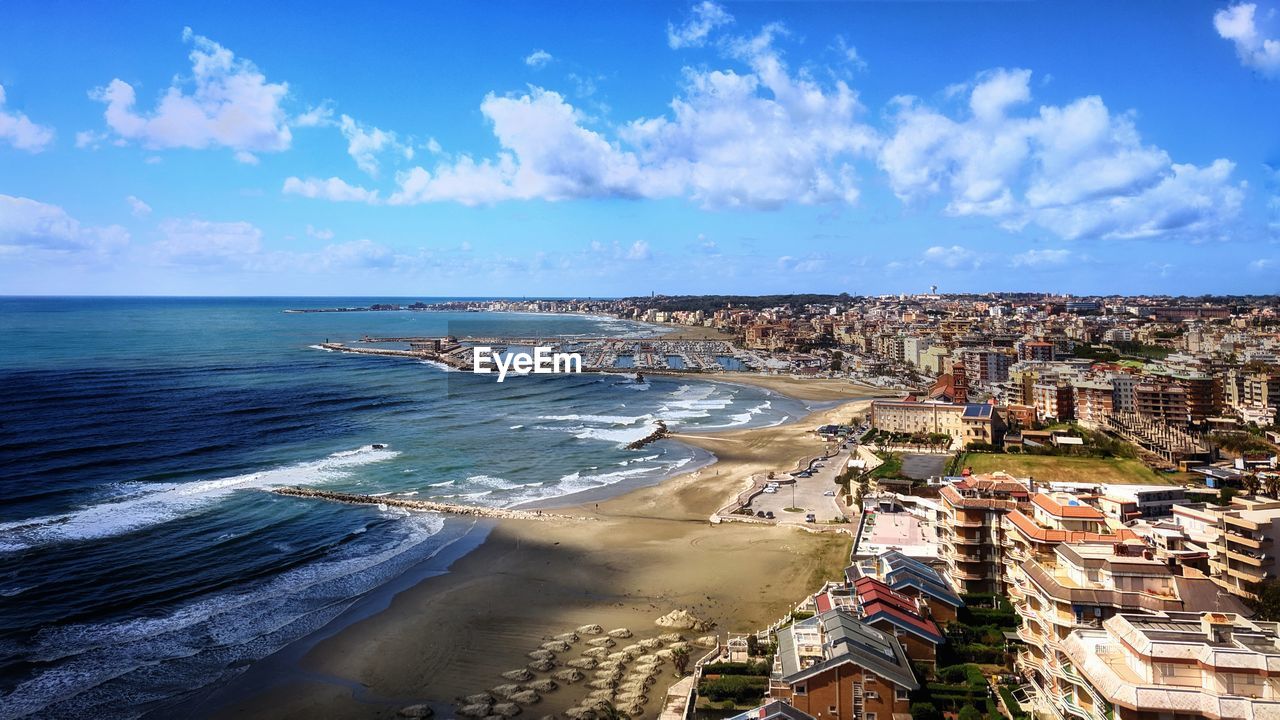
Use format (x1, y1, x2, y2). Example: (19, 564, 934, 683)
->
(0, 297, 813, 719)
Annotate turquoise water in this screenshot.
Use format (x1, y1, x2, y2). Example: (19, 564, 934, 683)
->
(0, 297, 807, 719)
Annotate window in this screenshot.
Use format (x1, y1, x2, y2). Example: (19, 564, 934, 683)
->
(896, 689, 910, 701)
(795, 684, 807, 696)
(866, 691, 880, 700)
(867, 713, 878, 720)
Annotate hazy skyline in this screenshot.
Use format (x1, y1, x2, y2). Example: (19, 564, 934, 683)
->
(1, 0, 1278, 296)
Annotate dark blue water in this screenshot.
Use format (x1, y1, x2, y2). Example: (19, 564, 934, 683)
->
(0, 298, 806, 719)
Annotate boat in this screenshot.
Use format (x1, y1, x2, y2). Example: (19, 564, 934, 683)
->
(634, 372, 645, 384)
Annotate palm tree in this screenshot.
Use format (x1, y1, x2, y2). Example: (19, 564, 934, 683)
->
(672, 646, 691, 676)
(1245, 474, 1262, 496)
(1264, 474, 1280, 500)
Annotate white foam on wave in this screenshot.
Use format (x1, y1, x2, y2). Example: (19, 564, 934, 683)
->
(701, 400, 774, 430)
(543, 455, 695, 500)
(417, 359, 459, 372)
(0, 445, 400, 554)
(5, 513, 447, 719)
(538, 413, 650, 426)
(661, 385, 735, 421)
(308, 344, 335, 352)
(509, 424, 525, 430)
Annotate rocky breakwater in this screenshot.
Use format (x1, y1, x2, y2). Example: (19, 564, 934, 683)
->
(625, 420, 668, 450)
(272, 486, 592, 521)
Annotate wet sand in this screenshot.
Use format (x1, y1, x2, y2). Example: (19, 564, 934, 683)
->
(208, 393, 871, 720)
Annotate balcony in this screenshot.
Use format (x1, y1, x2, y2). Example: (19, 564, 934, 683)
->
(1017, 624, 1045, 645)
(1225, 530, 1266, 549)
(1226, 549, 1268, 567)
(1230, 565, 1271, 583)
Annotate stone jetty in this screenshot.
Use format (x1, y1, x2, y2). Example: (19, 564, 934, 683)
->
(625, 420, 669, 450)
(272, 486, 591, 521)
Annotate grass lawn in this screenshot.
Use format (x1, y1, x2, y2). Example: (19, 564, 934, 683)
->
(958, 453, 1168, 484)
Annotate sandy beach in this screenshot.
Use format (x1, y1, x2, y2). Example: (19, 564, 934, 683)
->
(207, 383, 875, 720)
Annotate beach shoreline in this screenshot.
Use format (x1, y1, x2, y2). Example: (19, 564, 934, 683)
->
(202, 380, 874, 720)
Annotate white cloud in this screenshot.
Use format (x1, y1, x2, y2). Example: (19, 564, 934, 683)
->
(126, 195, 152, 217)
(343, 27, 875, 209)
(339, 114, 410, 176)
(921, 245, 981, 269)
(668, 1, 734, 49)
(1010, 248, 1070, 267)
(283, 176, 379, 203)
(525, 49, 553, 68)
(90, 28, 291, 156)
(153, 218, 263, 266)
(776, 254, 826, 273)
(0, 195, 128, 257)
(314, 238, 394, 270)
(625, 240, 651, 260)
(294, 102, 335, 128)
(1215, 3, 1280, 75)
(879, 68, 1245, 240)
(306, 224, 335, 240)
(0, 84, 55, 152)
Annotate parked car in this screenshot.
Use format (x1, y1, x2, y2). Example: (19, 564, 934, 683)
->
(823, 490, 836, 497)
(756, 510, 766, 518)
(805, 513, 816, 523)
(762, 487, 777, 494)
(765, 511, 775, 519)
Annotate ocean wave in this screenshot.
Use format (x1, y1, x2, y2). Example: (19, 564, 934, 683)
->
(0, 445, 399, 554)
(537, 413, 650, 425)
(417, 359, 459, 372)
(2, 514, 448, 719)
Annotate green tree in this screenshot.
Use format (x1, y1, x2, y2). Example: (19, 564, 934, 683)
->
(1253, 580, 1280, 621)
(910, 703, 941, 720)
(672, 645, 691, 676)
(958, 704, 982, 720)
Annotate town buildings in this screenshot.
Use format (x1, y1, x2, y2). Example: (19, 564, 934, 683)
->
(1061, 612, 1280, 720)
(770, 609, 918, 720)
(868, 400, 1005, 448)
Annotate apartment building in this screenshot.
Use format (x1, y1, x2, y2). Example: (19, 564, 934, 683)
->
(1135, 381, 1189, 424)
(938, 475, 1030, 594)
(868, 400, 1004, 447)
(1073, 380, 1115, 428)
(1010, 543, 1250, 720)
(1061, 612, 1280, 720)
(1033, 381, 1076, 421)
(962, 347, 1014, 386)
(1020, 341, 1057, 362)
(1209, 497, 1280, 601)
(1002, 493, 1140, 597)
(771, 609, 918, 720)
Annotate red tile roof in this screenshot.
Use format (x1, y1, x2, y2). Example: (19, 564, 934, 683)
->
(860, 600, 944, 643)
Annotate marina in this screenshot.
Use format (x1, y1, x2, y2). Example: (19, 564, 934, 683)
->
(318, 335, 762, 373)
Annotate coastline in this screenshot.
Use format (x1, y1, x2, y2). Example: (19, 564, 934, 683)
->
(202, 381, 873, 720)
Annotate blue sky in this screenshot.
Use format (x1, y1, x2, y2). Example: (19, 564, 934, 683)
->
(0, 0, 1278, 296)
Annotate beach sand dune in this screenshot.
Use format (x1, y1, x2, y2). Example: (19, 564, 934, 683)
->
(209, 392, 870, 720)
